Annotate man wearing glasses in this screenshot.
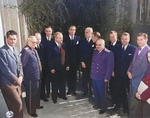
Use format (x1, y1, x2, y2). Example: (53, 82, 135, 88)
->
(20, 36, 43, 117)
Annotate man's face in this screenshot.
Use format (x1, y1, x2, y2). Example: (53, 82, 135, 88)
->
(96, 40, 105, 51)
(137, 36, 147, 47)
(109, 33, 117, 43)
(6, 35, 17, 47)
(68, 26, 76, 36)
(35, 34, 41, 45)
(55, 34, 63, 44)
(121, 35, 130, 45)
(28, 37, 37, 48)
(92, 35, 99, 43)
(45, 28, 52, 37)
(85, 29, 92, 39)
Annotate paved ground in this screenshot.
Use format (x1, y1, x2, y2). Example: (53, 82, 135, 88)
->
(0, 90, 127, 118)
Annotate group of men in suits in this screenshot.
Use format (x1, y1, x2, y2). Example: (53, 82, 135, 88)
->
(1, 27, 150, 117)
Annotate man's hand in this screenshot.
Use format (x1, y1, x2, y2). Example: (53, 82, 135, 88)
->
(81, 62, 86, 68)
(51, 69, 55, 74)
(112, 71, 115, 77)
(16, 76, 23, 86)
(104, 79, 109, 82)
(136, 92, 141, 100)
(66, 66, 70, 71)
(127, 71, 132, 79)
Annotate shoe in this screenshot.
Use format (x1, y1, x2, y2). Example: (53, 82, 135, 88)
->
(82, 93, 88, 96)
(42, 98, 49, 102)
(67, 92, 71, 95)
(93, 105, 100, 109)
(37, 106, 44, 109)
(123, 109, 128, 114)
(62, 97, 68, 100)
(53, 100, 57, 104)
(113, 105, 120, 111)
(29, 113, 38, 117)
(99, 110, 105, 114)
(72, 92, 77, 95)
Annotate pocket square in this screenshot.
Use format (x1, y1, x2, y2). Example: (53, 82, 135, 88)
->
(128, 54, 132, 55)
(76, 41, 79, 45)
(92, 45, 94, 47)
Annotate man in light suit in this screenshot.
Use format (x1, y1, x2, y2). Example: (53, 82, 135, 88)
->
(63, 25, 81, 95)
(127, 33, 150, 118)
(113, 32, 136, 113)
(0, 30, 23, 118)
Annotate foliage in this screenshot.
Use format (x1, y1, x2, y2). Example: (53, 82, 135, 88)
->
(20, 0, 131, 41)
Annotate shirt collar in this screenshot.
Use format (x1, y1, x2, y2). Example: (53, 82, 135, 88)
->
(55, 41, 59, 46)
(111, 41, 117, 46)
(69, 35, 74, 40)
(122, 44, 128, 50)
(140, 44, 147, 51)
(46, 36, 51, 41)
(7, 44, 14, 52)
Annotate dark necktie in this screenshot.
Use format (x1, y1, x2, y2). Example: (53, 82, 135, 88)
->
(122, 45, 125, 51)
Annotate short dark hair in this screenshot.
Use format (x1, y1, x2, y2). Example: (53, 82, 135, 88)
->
(45, 26, 52, 30)
(68, 25, 76, 30)
(6, 30, 17, 38)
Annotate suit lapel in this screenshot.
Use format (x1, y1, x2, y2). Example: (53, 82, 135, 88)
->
(6, 46, 17, 61)
(137, 45, 149, 60)
(53, 42, 60, 54)
(92, 49, 105, 62)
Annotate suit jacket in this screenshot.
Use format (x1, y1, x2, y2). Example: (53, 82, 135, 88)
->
(107, 41, 121, 53)
(35, 44, 47, 71)
(79, 38, 95, 67)
(114, 44, 136, 77)
(47, 41, 68, 71)
(91, 48, 114, 81)
(0, 45, 23, 89)
(128, 45, 150, 87)
(20, 45, 40, 82)
(63, 35, 81, 65)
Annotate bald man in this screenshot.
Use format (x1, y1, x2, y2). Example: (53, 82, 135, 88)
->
(35, 33, 49, 102)
(91, 39, 114, 114)
(79, 27, 94, 96)
(20, 36, 43, 117)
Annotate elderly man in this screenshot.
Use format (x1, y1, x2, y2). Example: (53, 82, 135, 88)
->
(0, 30, 23, 118)
(79, 27, 94, 96)
(20, 36, 43, 117)
(35, 33, 49, 102)
(91, 39, 114, 114)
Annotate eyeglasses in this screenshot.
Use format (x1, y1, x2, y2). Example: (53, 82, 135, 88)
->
(96, 44, 102, 46)
(29, 40, 37, 44)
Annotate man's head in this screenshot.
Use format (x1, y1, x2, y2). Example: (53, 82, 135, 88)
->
(68, 25, 76, 36)
(85, 27, 93, 39)
(121, 32, 130, 46)
(54, 32, 63, 44)
(45, 26, 53, 37)
(137, 33, 148, 47)
(109, 31, 117, 43)
(27, 36, 37, 48)
(35, 33, 41, 45)
(92, 32, 101, 43)
(96, 39, 105, 51)
(6, 30, 18, 47)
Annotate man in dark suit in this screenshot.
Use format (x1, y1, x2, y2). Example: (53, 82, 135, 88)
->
(20, 36, 43, 117)
(63, 25, 81, 95)
(127, 33, 150, 118)
(113, 32, 136, 113)
(107, 31, 121, 105)
(79, 27, 94, 96)
(47, 32, 69, 103)
(35, 33, 49, 102)
(0, 30, 23, 118)
(41, 26, 53, 98)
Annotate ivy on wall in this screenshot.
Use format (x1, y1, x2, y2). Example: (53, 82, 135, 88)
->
(20, 0, 131, 41)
